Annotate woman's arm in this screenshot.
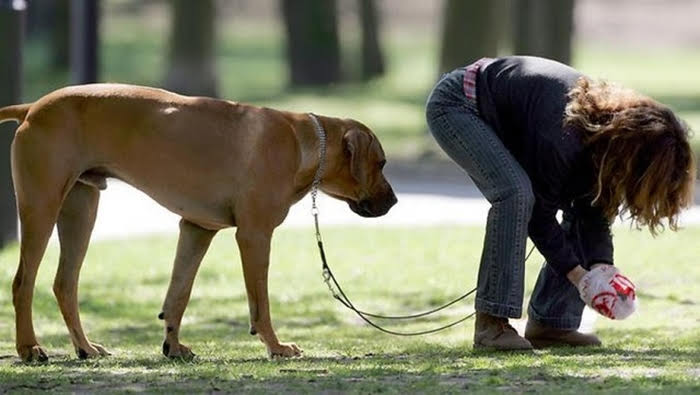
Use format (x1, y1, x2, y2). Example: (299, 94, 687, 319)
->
(529, 195, 614, 285)
(563, 199, 614, 286)
(527, 134, 614, 283)
(527, 195, 583, 277)
(570, 197, 614, 266)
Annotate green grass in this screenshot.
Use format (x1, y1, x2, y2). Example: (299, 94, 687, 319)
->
(21, 17, 700, 160)
(0, 226, 698, 393)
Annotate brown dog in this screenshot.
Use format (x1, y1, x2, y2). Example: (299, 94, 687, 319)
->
(0, 83, 397, 362)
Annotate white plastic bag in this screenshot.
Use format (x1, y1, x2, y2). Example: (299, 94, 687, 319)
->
(577, 265, 637, 320)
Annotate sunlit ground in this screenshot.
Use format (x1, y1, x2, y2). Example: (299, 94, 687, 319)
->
(0, 226, 698, 392)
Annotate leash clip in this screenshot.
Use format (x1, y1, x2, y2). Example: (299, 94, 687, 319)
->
(322, 267, 337, 296)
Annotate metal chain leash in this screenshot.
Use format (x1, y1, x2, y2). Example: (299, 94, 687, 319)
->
(308, 113, 326, 227)
(306, 113, 535, 336)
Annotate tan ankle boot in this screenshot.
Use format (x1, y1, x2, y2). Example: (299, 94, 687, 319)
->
(473, 312, 533, 351)
(524, 319, 602, 348)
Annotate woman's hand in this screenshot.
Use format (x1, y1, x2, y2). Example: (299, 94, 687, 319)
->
(566, 265, 588, 286)
(566, 263, 611, 286)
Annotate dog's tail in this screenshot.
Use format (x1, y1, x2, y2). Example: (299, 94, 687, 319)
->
(0, 103, 32, 125)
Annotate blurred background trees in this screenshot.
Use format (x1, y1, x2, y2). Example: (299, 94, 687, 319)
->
(439, 0, 575, 73)
(0, 0, 24, 248)
(164, 0, 218, 96)
(280, 0, 341, 87)
(439, 0, 499, 74)
(514, 0, 575, 65)
(27, 0, 70, 70)
(15, 0, 580, 92)
(70, 0, 100, 84)
(359, 0, 384, 81)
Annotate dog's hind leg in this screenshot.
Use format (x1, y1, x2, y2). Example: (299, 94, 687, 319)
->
(13, 207, 58, 362)
(54, 182, 109, 359)
(11, 128, 69, 362)
(159, 219, 217, 359)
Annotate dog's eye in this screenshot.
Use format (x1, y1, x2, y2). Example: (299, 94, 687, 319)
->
(378, 159, 386, 169)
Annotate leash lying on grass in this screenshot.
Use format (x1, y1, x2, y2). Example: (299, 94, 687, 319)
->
(311, 194, 537, 335)
(308, 113, 534, 336)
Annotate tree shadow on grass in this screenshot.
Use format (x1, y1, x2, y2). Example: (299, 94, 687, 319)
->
(5, 289, 697, 392)
(32, 308, 349, 357)
(3, 323, 698, 392)
(1, 348, 697, 393)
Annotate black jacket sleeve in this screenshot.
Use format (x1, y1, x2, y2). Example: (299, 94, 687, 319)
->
(567, 197, 614, 266)
(528, 194, 582, 276)
(528, 189, 614, 276)
(527, 139, 586, 276)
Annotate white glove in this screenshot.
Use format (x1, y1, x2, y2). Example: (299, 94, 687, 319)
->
(577, 265, 637, 320)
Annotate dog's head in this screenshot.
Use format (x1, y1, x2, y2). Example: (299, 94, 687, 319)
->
(321, 121, 397, 217)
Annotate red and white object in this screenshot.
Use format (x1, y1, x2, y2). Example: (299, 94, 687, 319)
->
(577, 265, 637, 320)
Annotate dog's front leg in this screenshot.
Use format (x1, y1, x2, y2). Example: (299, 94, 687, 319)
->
(236, 226, 302, 358)
(160, 219, 217, 359)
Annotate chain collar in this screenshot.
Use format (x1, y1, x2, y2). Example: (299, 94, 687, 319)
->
(308, 113, 327, 220)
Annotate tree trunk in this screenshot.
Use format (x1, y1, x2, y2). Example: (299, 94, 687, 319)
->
(439, 0, 499, 74)
(548, 0, 574, 65)
(26, 0, 52, 38)
(52, 0, 70, 70)
(513, 0, 575, 64)
(280, 0, 341, 87)
(0, 0, 25, 249)
(70, 0, 100, 84)
(27, 0, 70, 70)
(494, 0, 513, 53)
(164, 0, 218, 97)
(359, 0, 384, 81)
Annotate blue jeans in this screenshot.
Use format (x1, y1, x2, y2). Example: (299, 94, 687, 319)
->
(426, 68, 586, 329)
(528, 214, 597, 329)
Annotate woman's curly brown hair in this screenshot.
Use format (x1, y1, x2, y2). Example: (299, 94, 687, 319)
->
(565, 77, 696, 234)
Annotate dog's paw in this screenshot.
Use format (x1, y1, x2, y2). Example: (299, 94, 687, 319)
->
(17, 345, 49, 363)
(76, 342, 112, 359)
(162, 341, 196, 361)
(268, 342, 303, 359)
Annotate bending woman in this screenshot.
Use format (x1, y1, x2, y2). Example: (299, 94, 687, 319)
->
(425, 56, 695, 350)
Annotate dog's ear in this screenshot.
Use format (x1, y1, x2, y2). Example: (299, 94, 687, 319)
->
(343, 128, 369, 184)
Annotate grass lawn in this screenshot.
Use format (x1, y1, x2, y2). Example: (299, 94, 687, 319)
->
(0, 226, 698, 393)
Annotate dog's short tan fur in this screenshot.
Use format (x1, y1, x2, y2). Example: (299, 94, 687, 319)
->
(0, 83, 397, 361)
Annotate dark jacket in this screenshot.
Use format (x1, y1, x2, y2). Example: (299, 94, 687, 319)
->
(476, 56, 613, 275)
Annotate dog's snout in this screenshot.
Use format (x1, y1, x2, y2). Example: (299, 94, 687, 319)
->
(352, 199, 374, 217)
(378, 189, 398, 215)
(359, 199, 373, 212)
(388, 189, 398, 207)
(350, 187, 397, 218)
